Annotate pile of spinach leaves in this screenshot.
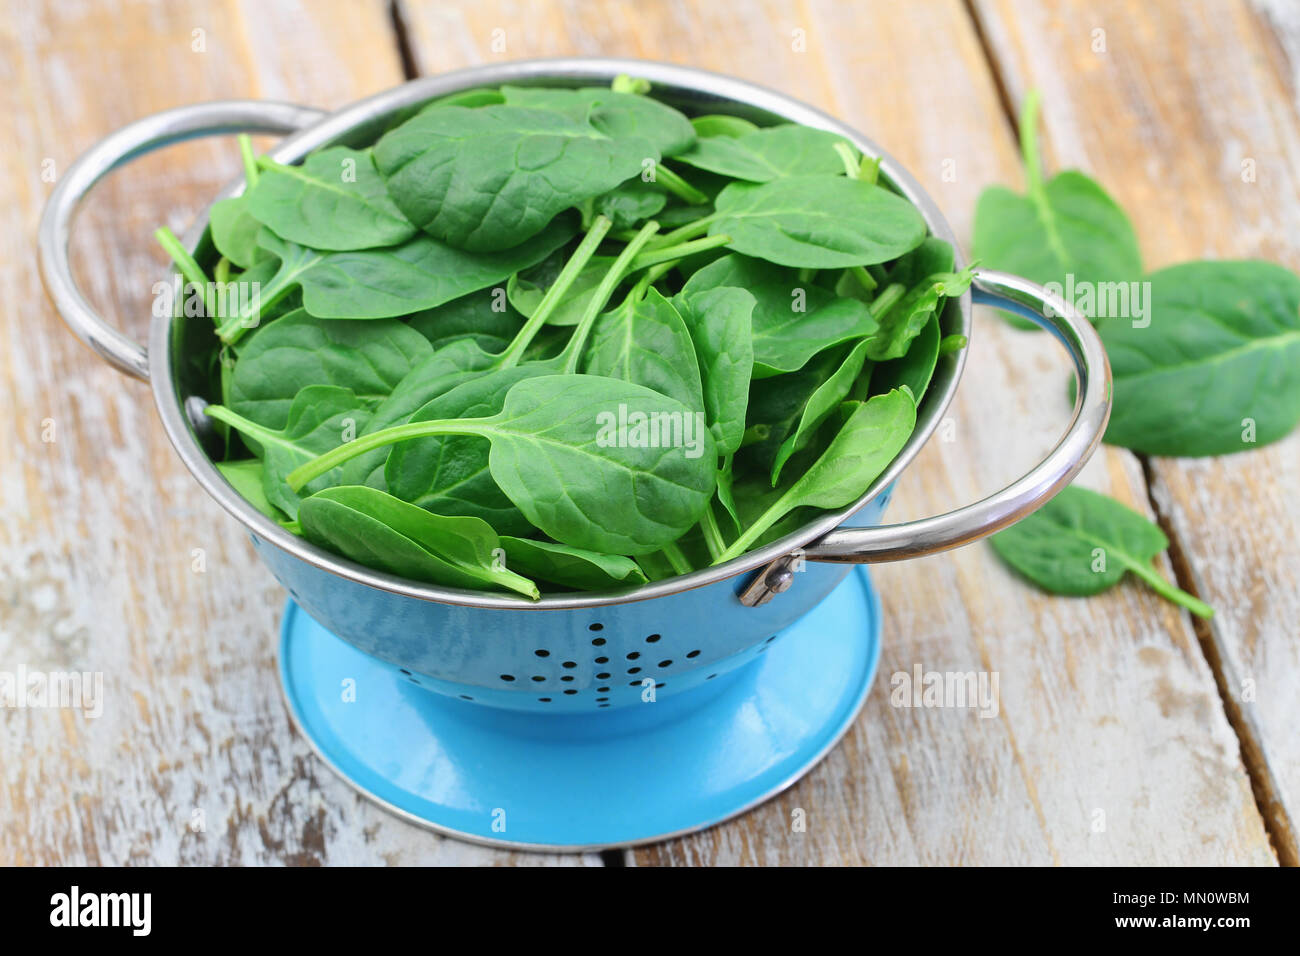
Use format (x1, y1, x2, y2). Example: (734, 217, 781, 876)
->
(163, 76, 968, 598)
(976, 91, 1300, 618)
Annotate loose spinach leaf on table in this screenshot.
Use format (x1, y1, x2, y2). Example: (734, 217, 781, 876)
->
(374, 105, 653, 251)
(1098, 260, 1300, 455)
(971, 90, 1141, 329)
(298, 485, 540, 599)
(989, 485, 1213, 618)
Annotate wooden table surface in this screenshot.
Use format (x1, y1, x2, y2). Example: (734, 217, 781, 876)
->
(3, 0, 1296, 866)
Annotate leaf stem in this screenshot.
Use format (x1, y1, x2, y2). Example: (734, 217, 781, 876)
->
(850, 265, 877, 293)
(712, 485, 795, 564)
(653, 164, 708, 205)
(834, 141, 861, 179)
(869, 282, 907, 320)
(1121, 558, 1215, 619)
(1019, 88, 1044, 196)
(155, 226, 218, 321)
(284, 416, 489, 490)
(559, 220, 661, 373)
(628, 234, 730, 272)
(660, 541, 693, 576)
(238, 134, 259, 187)
(646, 213, 719, 249)
(496, 215, 612, 368)
(699, 504, 727, 560)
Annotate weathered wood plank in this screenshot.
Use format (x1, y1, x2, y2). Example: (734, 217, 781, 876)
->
(397, 0, 1274, 865)
(0, 0, 595, 866)
(974, 0, 1300, 864)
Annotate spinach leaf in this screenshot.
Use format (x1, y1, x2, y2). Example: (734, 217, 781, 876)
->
(771, 337, 873, 484)
(989, 485, 1213, 617)
(715, 388, 916, 563)
(710, 175, 927, 268)
(675, 125, 854, 182)
(288, 375, 718, 556)
(216, 459, 283, 520)
(972, 91, 1141, 329)
(207, 385, 371, 520)
(689, 114, 759, 138)
(583, 287, 704, 411)
(673, 286, 756, 456)
(295, 217, 575, 319)
(591, 178, 668, 229)
(209, 197, 262, 269)
(405, 287, 523, 353)
(245, 147, 415, 251)
(866, 265, 974, 361)
(500, 85, 695, 157)
(228, 310, 432, 429)
(498, 536, 649, 591)
(683, 254, 876, 376)
(871, 311, 939, 401)
(298, 485, 539, 599)
(374, 105, 652, 251)
(1099, 260, 1300, 455)
(508, 254, 617, 327)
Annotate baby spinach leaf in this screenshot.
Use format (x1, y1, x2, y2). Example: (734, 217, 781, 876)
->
(866, 265, 974, 361)
(384, 365, 549, 536)
(972, 91, 1141, 329)
(591, 178, 668, 229)
(500, 85, 696, 157)
(1099, 260, 1300, 455)
(405, 287, 523, 353)
(675, 125, 854, 182)
(673, 286, 756, 456)
(683, 254, 876, 376)
(582, 288, 704, 411)
(374, 105, 652, 251)
(216, 459, 283, 520)
(715, 388, 916, 563)
(297, 217, 575, 319)
(207, 385, 372, 520)
(771, 337, 873, 484)
(689, 114, 759, 138)
(245, 147, 415, 251)
(228, 310, 433, 429)
(989, 485, 1213, 617)
(290, 375, 718, 556)
(498, 536, 649, 591)
(508, 254, 617, 327)
(298, 485, 539, 599)
(209, 197, 262, 269)
(710, 175, 927, 268)
(872, 311, 940, 401)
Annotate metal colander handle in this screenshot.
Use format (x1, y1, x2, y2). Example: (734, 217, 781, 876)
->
(37, 100, 328, 382)
(740, 270, 1111, 606)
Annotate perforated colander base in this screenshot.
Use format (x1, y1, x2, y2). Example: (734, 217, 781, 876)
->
(278, 567, 882, 851)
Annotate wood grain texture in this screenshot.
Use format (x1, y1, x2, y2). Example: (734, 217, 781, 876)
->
(395, 0, 1275, 865)
(1, 0, 596, 866)
(973, 0, 1300, 864)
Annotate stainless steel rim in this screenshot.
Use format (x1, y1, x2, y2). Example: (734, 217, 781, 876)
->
(39, 57, 1111, 610)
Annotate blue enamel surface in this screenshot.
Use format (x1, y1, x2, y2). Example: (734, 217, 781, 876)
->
(279, 566, 882, 849)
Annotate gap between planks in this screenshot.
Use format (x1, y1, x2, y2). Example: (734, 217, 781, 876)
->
(961, 0, 1294, 868)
